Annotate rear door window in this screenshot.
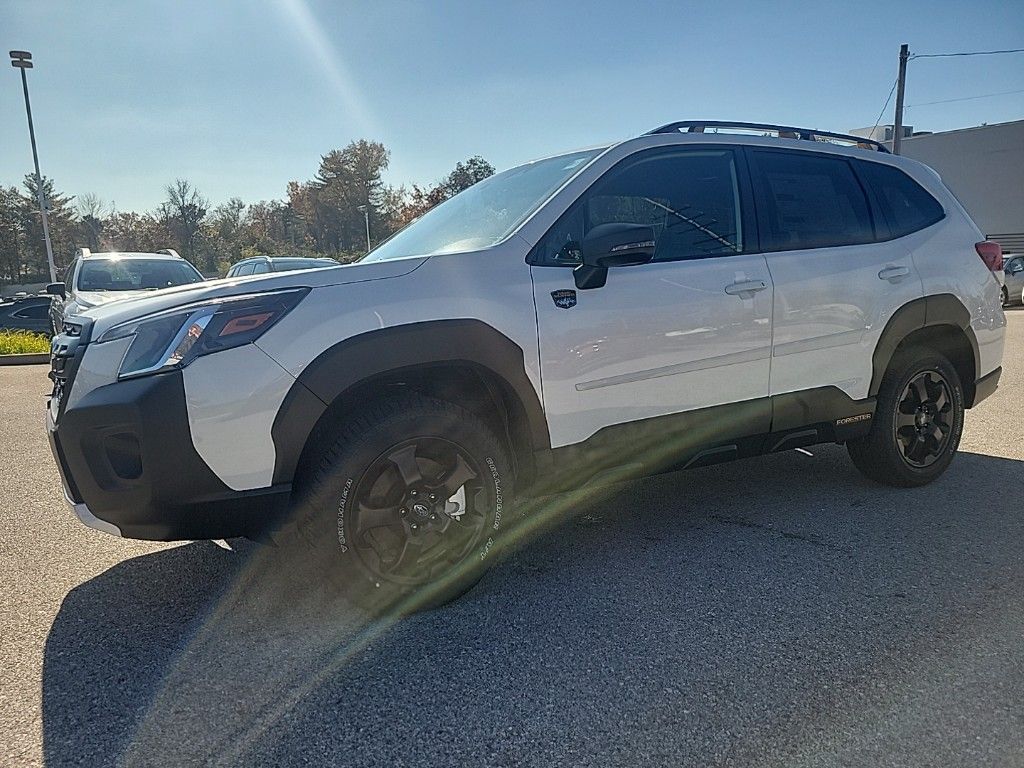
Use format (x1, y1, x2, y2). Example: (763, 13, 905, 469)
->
(855, 161, 945, 238)
(750, 150, 874, 251)
(13, 304, 50, 319)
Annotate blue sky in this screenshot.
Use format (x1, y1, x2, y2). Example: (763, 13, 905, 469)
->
(3, 0, 1022, 212)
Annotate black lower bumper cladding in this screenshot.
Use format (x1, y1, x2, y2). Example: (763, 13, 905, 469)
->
(48, 370, 291, 541)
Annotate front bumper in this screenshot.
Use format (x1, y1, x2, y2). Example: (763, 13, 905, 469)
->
(47, 367, 292, 541)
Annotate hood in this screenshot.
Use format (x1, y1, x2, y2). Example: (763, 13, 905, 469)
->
(76, 256, 427, 339)
(74, 289, 155, 309)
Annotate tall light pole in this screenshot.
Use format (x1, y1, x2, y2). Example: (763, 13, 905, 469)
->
(357, 204, 371, 253)
(10, 50, 57, 283)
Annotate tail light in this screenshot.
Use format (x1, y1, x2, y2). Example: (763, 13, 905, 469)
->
(976, 241, 1003, 272)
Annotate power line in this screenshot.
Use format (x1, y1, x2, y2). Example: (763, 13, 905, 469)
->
(910, 48, 1024, 59)
(905, 88, 1024, 108)
(870, 78, 899, 136)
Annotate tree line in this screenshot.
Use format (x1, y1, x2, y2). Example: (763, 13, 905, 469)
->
(0, 139, 495, 284)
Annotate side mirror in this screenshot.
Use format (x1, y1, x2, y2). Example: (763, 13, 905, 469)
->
(574, 223, 656, 290)
(46, 283, 66, 299)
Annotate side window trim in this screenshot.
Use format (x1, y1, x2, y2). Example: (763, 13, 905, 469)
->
(528, 143, 754, 267)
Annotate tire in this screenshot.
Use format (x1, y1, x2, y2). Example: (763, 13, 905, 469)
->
(284, 392, 511, 613)
(1001, 286, 1010, 308)
(847, 349, 964, 487)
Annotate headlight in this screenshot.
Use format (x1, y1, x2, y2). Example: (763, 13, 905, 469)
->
(97, 289, 308, 380)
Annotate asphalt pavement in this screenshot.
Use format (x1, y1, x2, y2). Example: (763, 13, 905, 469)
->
(2, 310, 1023, 767)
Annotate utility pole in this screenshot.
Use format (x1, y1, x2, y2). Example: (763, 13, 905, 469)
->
(357, 204, 371, 253)
(9, 50, 58, 283)
(893, 43, 910, 155)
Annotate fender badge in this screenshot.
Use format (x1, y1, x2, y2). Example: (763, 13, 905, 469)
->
(836, 413, 872, 425)
(551, 289, 577, 309)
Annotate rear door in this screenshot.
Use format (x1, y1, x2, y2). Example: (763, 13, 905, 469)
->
(530, 145, 774, 453)
(748, 149, 923, 404)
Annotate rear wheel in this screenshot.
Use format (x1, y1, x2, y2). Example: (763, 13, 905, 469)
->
(286, 393, 510, 613)
(847, 349, 964, 487)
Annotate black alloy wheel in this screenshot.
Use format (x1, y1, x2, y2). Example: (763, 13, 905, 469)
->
(286, 392, 511, 612)
(847, 350, 964, 487)
(349, 437, 488, 587)
(894, 370, 954, 468)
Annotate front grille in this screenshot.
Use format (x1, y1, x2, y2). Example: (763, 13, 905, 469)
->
(48, 317, 93, 421)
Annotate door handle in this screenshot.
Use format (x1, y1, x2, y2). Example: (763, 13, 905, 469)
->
(878, 265, 910, 282)
(724, 279, 768, 297)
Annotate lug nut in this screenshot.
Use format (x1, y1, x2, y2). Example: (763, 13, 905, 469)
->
(429, 513, 437, 521)
(428, 493, 437, 502)
(399, 508, 407, 517)
(410, 522, 418, 530)
(410, 489, 418, 497)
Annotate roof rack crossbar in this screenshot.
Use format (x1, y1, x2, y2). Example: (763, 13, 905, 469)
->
(644, 120, 890, 152)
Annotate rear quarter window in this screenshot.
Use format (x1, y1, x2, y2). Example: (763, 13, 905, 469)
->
(855, 161, 944, 238)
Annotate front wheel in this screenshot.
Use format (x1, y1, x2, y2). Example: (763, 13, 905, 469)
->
(847, 350, 964, 487)
(287, 393, 511, 613)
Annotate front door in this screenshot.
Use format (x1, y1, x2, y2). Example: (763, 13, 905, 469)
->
(530, 146, 774, 465)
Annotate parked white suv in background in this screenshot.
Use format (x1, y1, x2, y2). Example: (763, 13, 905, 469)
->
(47, 248, 205, 334)
(46, 121, 1005, 610)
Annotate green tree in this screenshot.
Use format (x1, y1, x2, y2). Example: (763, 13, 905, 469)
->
(20, 175, 78, 278)
(103, 211, 167, 253)
(0, 186, 25, 284)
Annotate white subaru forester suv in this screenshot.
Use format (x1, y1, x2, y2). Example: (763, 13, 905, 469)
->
(47, 121, 1005, 609)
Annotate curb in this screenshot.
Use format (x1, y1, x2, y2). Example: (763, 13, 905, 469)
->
(0, 353, 50, 366)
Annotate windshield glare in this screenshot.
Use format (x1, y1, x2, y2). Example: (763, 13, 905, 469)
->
(77, 259, 204, 291)
(362, 149, 602, 262)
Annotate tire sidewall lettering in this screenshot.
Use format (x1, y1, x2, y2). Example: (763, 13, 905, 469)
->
(336, 477, 354, 552)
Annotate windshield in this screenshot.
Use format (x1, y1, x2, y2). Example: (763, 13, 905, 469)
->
(362, 149, 603, 262)
(77, 259, 204, 291)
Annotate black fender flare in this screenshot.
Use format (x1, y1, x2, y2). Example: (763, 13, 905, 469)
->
(870, 294, 979, 396)
(269, 319, 549, 484)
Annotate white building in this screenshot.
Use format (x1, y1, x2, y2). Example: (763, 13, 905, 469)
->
(851, 120, 1024, 253)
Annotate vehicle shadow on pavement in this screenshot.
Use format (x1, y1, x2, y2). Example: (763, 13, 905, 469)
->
(42, 446, 1024, 767)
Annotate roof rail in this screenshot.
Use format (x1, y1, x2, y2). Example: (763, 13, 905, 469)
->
(157, 248, 181, 259)
(644, 120, 890, 153)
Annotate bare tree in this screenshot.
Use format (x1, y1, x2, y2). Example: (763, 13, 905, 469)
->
(77, 193, 108, 251)
(160, 179, 208, 270)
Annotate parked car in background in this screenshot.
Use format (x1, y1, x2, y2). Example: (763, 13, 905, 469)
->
(47, 248, 205, 334)
(225, 256, 339, 278)
(0, 296, 52, 335)
(1002, 254, 1023, 306)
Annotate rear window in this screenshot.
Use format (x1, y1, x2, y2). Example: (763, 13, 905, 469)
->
(751, 151, 874, 251)
(856, 161, 945, 238)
